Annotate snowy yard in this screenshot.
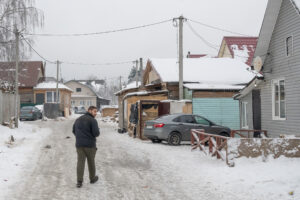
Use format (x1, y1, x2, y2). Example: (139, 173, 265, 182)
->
(0, 116, 299, 200)
(0, 121, 51, 199)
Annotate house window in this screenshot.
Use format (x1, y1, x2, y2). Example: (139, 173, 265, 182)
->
(286, 36, 293, 57)
(80, 100, 85, 105)
(46, 91, 60, 103)
(272, 79, 286, 120)
(76, 88, 82, 92)
(71, 100, 75, 105)
(87, 100, 92, 106)
(241, 102, 248, 128)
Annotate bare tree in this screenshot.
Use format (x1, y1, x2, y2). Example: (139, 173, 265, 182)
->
(0, 0, 43, 60)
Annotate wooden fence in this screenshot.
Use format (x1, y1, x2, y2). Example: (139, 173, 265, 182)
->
(191, 129, 233, 166)
(230, 130, 268, 138)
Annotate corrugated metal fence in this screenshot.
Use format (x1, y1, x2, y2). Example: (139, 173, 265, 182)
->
(193, 98, 240, 130)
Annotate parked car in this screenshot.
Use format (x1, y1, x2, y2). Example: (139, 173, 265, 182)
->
(74, 106, 86, 114)
(20, 106, 43, 121)
(144, 114, 231, 145)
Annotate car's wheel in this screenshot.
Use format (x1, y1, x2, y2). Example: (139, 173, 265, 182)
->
(151, 139, 162, 143)
(168, 132, 182, 145)
(219, 132, 230, 137)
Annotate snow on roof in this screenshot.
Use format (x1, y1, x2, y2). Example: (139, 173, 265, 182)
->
(150, 58, 256, 85)
(34, 82, 73, 91)
(115, 81, 141, 95)
(184, 83, 244, 90)
(223, 37, 258, 66)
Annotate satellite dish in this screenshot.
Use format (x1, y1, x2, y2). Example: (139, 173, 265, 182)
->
(253, 56, 263, 72)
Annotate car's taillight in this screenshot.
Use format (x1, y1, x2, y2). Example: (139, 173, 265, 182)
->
(154, 123, 165, 128)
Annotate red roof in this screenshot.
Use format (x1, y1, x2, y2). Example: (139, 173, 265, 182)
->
(223, 37, 258, 66)
(0, 61, 44, 88)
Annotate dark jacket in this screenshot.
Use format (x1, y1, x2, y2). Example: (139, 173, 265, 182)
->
(72, 112, 100, 148)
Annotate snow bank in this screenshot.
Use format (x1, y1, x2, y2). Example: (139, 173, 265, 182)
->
(102, 122, 300, 200)
(0, 123, 51, 199)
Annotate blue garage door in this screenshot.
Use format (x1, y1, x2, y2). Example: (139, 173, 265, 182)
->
(192, 98, 240, 130)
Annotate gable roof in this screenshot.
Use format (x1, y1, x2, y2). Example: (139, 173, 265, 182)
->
(254, 0, 284, 64)
(65, 80, 110, 100)
(0, 61, 44, 88)
(220, 37, 258, 66)
(146, 58, 256, 86)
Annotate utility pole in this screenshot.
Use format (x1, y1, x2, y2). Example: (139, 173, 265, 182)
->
(56, 60, 60, 103)
(139, 58, 144, 87)
(14, 26, 19, 128)
(135, 60, 139, 87)
(178, 16, 184, 100)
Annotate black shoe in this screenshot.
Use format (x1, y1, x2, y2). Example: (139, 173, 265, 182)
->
(90, 176, 98, 184)
(76, 181, 82, 188)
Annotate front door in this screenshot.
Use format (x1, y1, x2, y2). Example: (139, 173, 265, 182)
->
(175, 115, 196, 141)
(252, 90, 261, 137)
(36, 93, 45, 105)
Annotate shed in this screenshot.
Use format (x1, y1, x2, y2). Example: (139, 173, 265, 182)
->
(34, 81, 73, 118)
(101, 105, 118, 117)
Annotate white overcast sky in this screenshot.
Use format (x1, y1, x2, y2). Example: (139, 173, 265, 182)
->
(30, 0, 268, 82)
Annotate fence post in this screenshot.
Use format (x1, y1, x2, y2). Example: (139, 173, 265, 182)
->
(209, 136, 213, 154)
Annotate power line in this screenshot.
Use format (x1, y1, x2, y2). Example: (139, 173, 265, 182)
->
(23, 19, 173, 37)
(21, 34, 56, 63)
(186, 21, 219, 51)
(187, 18, 253, 37)
(21, 34, 135, 66)
(61, 60, 135, 66)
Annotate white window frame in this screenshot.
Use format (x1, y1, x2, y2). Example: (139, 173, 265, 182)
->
(285, 35, 293, 57)
(272, 79, 286, 120)
(80, 100, 85, 105)
(46, 91, 60, 103)
(241, 102, 248, 129)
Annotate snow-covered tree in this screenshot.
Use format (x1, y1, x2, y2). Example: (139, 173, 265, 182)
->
(127, 66, 137, 83)
(0, 0, 43, 60)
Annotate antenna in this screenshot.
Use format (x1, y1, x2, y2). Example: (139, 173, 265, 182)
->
(253, 56, 263, 72)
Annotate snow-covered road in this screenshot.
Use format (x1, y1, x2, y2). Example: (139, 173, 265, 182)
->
(3, 117, 299, 200)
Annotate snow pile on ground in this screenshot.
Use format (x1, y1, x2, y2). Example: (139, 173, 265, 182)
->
(0, 122, 51, 199)
(103, 122, 300, 200)
(100, 116, 118, 124)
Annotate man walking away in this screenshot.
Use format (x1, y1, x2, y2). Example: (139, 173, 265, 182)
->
(72, 106, 100, 188)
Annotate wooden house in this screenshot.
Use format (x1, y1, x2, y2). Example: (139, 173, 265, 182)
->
(0, 61, 44, 107)
(34, 81, 73, 117)
(144, 58, 256, 129)
(235, 0, 300, 137)
(65, 80, 110, 110)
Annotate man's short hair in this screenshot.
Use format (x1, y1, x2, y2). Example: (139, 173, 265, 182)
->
(88, 106, 97, 111)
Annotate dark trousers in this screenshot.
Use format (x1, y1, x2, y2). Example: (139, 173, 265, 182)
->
(76, 147, 97, 182)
